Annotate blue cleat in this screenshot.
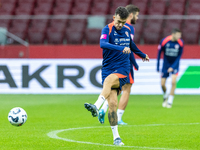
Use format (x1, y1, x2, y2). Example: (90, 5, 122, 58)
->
(84, 103, 99, 117)
(113, 137, 124, 146)
(118, 120, 127, 125)
(98, 109, 105, 124)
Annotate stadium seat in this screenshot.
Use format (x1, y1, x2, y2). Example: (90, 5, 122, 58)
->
(68, 19, 87, 32)
(148, 0, 167, 15)
(145, 19, 163, 32)
(130, 0, 149, 15)
(182, 29, 199, 44)
(0, 3, 16, 15)
(133, 19, 145, 43)
(0, 19, 12, 29)
(46, 27, 64, 44)
(71, 2, 91, 15)
(8, 28, 27, 41)
(53, 3, 72, 15)
(15, 4, 34, 15)
(109, 0, 131, 14)
(187, 1, 200, 15)
(28, 28, 46, 44)
(162, 19, 182, 37)
(34, 3, 53, 15)
(143, 31, 161, 44)
(11, 19, 30, 32)
(30, 19, 49, 31)
(85, 28, 101, 44)
(90, 2, 109, 15)
(49, 19, 67, 32)
(56, 0, 73, 5)
(167, 1, 185, 15)
(66, 28, 84, 44)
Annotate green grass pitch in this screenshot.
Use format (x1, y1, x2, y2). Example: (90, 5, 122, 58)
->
(0, 94, 200, 150)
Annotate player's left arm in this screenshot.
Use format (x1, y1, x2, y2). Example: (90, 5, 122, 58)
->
(130, 51, 139, 70)
(130, 40, 149, 61)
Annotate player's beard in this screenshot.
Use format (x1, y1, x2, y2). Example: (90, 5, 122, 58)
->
(131, 17, 136, 24)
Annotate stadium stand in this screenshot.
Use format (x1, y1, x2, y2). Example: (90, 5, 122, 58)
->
(0, 0, 200, 44)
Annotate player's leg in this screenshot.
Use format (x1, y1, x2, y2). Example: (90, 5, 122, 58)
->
(84, 74, 120, 117)
(117, 83, 132, 125)
(108, 89, 124, 146)
(167, 74, 177, 108)
(98, 100, 108, 124)
(161, 76, 168, 107)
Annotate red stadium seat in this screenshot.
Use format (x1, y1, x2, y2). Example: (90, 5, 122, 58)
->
(36, 0, 54, 5)
(167, 1, 185, 15)
(66, 28, 84, 44)
(130, 0, 149, 15)
(0, 19, 12, 28)
(53, 3, 72, 15)
(91, 2, 109, 15)
(8, 28, 27, 41)
(48, 19, 67, 32)
(0, 3, 16, 15)
(133, 19, 145, 43)
(148, 0, 167, 15)
(15, 4, 34, 15)
(143, 31, 161, 44)
(85, 28, 101, 44)
(46, 27, 65, 44)
(109, 0, 131, 14)
(28, 28, 46, 44)
(162, 19, 182, 37)
(145, 19, 163, 32)
(30, 19, 49, 31)
(68, 19, 87, 32)
(34, 3, 53, 15)
(187, 1, 200, 15)
(56, 0, 73, 4)
(182, 29, 199, 44)
(71, 2, 91, 15)
(11, 19, 30, 32)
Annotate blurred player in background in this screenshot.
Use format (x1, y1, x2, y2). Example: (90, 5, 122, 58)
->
(98, 4, 140, 125)
(84, 6, 149, 146)
(157, 28, 184, 108)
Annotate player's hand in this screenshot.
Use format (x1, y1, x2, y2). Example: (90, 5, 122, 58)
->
(167, 67, 173, 73)
(123, 47, 131, 54)
(142, 54, 149, 62)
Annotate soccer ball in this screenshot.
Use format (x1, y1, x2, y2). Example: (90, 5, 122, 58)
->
(8, 107, 28, 126)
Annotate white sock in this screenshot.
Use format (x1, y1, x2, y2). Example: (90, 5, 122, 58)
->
(111, 125, 120, 140)
(101, 100, 108, 113)
(167, 95, 174, 104)
(163, 92, 168, 99)
(94, 95, 106, 110)
(117, 109, 124, 122)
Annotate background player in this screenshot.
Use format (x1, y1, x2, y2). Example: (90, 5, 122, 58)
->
(98, 4, 140, 125)
(84, 7, 149, 146)
(157, 28, 184, 108)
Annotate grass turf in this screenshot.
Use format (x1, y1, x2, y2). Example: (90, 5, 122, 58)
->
(0, 94, 200, 150)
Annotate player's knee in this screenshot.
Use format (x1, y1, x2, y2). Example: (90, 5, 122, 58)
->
(171, 81, 176, 86)
(109, 100, 117, 110)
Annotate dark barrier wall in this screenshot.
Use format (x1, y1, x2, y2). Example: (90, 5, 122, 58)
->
(0, 45, 199, 59)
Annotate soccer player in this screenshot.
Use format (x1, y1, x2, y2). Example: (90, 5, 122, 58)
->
(157, 28, 183, 108)
(84, 7, 149, 145)
(98, 4, 140, 125)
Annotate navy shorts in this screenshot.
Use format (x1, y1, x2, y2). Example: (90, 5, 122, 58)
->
(102, 67, 129, 91)
(126, 67, 134, 84)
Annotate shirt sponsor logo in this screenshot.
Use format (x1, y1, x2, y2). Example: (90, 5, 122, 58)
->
(100, 34, 107, 39)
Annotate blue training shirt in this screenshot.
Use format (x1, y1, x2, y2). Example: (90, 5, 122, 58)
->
(157, 35, 184, 73)
(125, 21, 139, 71)
(100, 22, 146, 73)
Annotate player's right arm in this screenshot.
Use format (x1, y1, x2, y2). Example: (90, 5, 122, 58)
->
(157, 40, 164, 72)
(100, 26, 125, 51)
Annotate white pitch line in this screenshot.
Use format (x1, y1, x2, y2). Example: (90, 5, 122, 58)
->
(47, 123, 199, 150)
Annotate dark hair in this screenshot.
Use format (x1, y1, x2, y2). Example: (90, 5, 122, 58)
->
(126, 4, 140, 14)
(172, 28, 181, 33)
(115, 6, 129, 19)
